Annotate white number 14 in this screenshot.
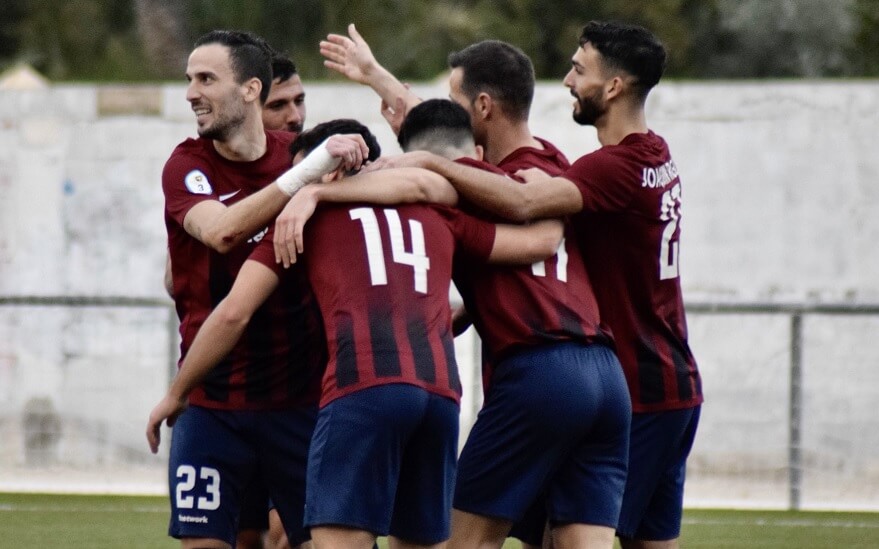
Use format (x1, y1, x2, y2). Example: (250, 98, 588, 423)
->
(349, 207, 430, 294)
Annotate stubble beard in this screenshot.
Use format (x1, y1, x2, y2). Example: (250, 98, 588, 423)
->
(572, 90, 606, 127)
(198, 101, 247, 142)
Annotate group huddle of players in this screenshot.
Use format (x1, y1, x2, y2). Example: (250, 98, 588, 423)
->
(145, 19, 703, 549)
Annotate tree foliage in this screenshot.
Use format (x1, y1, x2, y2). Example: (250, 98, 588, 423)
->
(0, 0, 876, 82)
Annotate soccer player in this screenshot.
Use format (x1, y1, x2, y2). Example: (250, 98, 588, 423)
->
(377, 21, 704, 549)
(152, 29, 368, 549)
(263, 52, 307, 133)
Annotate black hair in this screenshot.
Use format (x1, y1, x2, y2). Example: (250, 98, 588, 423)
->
(579, 21, 667, 100)
(397, 99, 474, 153)
(289, 119, 381, 174)
(194, 30, 273, 104)
(271, 53, 298, 83)
(447, 40, 534, 121)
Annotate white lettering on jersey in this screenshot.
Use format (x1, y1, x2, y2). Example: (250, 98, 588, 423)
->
(642, 159, 679, 189)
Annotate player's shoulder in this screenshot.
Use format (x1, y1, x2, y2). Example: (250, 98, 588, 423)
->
(165, 137, 214, 171)
(266, 129, 296, 149)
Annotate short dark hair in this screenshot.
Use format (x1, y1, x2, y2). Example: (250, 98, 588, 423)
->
(579, 21, 667, 100)
(289, 119, 381, 175)
(447, 40, 534, 121)
(397, 99, 474, 154)
(194, 30, 273, 104)
(271, 53, 298, 83)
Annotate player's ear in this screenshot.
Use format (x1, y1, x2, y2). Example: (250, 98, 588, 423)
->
(474, 92, 492, 120)
(242, 77, 262, 104)
(474, 144, 485, 161)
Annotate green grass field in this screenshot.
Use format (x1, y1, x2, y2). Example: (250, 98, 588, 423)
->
(2, 493, 878, 548)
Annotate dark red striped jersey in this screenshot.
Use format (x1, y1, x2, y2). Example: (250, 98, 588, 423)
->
(452, 144, 612, 392)
(162, 131, 325, 410)
(563, 130, 702, 413)
(302, 202, 496, 407)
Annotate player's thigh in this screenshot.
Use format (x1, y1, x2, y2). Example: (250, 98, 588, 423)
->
(168, 406, 256, 546)
(617, 406, 701, 541)
(455, 342, 612, 521)
(305, 384, 429, 536)
(547, 345, 631, 528)
(390, 392, 459, 544)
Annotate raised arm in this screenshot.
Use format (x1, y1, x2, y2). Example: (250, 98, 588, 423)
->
(273, 167, 458, 267)
(181, 135, 368, 253)
(381, 151, 584, 222)
(320, 24, 422, 131)
(145, 260, 279, 453)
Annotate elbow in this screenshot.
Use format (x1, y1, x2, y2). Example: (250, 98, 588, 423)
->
(214, 299, 253, 330)
(201, 228, 238, 254)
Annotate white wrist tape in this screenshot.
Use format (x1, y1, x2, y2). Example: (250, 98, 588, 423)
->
(275, 138, 342, 196)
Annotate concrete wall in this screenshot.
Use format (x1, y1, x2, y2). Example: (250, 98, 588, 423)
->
(1, 81, 878, 505)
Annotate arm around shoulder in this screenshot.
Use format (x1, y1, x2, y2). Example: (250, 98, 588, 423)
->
(488, 218, 565, 264)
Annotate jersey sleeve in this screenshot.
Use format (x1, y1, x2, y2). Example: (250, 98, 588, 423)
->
(246, 227, 284, 275)
(435, 205, 496, 261)
(162, 150, 218, 226)
(563, 150, 636, 212)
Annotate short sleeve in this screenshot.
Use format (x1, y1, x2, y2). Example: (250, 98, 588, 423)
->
(563, 150, 637, 213)
(434, 205, 496, 261)
(162, 149, 218, 226)
(247, 227, 284, 275)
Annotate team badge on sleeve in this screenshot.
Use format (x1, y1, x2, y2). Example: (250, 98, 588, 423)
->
(184, 170, 212, 195)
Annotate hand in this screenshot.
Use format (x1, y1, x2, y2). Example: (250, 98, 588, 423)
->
(320, 23, 379, 84)
(381, 95, 409, 136)
(360, 151, 433, 174)
(146, 394, 187, 454)
(515, 167, 549, 183)
(325, 133, 369, 173)
(274, 186, 319, 268)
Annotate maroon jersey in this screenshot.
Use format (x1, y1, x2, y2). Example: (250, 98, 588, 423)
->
(302, 202, 495, 407)
(162, 131, 324, 410)
(497, 136, 571, 174)
(564, 130, 702, 413)
(453, 154, 611, 391)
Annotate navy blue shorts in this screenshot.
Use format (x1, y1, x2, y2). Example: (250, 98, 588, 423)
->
(616, 405, 701, 541)
(455, 342, 631, 529)
(167, 405, 316, 546)
(238, 479, 270, 531)
(305, 384, 459, 544)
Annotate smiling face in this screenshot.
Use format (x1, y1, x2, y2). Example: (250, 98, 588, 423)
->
(185, 44, 249, 141)
(262, 74, 306, 133)
(562, 42, 610, 127)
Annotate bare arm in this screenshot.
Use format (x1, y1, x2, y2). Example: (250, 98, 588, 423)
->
(182, 135, 369, 253)
(321, 24, 422, 131)
(273, 168, 458, 267)
(488, 219, 565, 264)
(382, 151, 584, 222)
(163, 253, 174, 298)
(146, 260, 279, 453)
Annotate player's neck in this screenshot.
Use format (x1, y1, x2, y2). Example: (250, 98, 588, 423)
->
(482, 119, 542, 166)
(212, 116, 268, 162)
(596, 108, 648, 147)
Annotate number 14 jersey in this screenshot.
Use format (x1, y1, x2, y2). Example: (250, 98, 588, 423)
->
(302, 202, 496, 408)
